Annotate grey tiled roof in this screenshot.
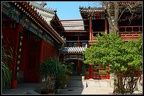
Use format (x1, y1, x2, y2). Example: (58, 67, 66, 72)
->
(27, 1, 65, 43)
(61, 21, 84, 30)
(79, 7, 104, 13)
(28, 1, 55, 25)
(59, 47, 87, 53)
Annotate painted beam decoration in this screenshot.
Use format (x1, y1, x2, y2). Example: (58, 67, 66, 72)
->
(2, 2, 19, 20)
(2, 2, 54, 44)
(64, 54, 84, 61)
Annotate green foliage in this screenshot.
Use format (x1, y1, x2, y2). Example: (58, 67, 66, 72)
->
(82, 32, 142, 94)
(63, 61, 74, 75)
(82, 32, 142, 74)
(54, 61, 74, 89)
(99, 70, 107, 74)
(38, 57, 65, 80)
(55, 73, 68, 89)
(2, 46, 13, 90)
(38, 57, 68, 91)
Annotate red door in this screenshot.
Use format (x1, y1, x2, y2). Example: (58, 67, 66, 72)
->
(25, 37, 41, 83)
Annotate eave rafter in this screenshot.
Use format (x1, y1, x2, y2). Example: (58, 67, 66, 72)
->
(11, 2, 65, 45)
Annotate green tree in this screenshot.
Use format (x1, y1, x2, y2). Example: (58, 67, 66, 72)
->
(82, 32, 142, 94)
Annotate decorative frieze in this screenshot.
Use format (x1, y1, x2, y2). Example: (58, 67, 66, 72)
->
(2, 2, 55, 44)
(64, 54, 84, 61)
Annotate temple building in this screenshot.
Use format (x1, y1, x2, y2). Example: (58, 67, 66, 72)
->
(2, 1, 142, 89)
(2, 1, 65, 88)
(58, 2, 142, 79)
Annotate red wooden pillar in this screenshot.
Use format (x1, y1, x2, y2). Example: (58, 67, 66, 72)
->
(106, 67, 110, 79)
(77, 60, 80, 75)
(89, 16, 93, 40)
(19, 29, 28, 84)
(77, 60, 82, 75)
(39, 39, 44, 65)
(38, 39, 44, 82)
(19, 30, 26, 70)
(89, 15, 93, 79)
(89, 65, 93, 79)
(12, 23, 22, 89)
(105, 19, 108, 34)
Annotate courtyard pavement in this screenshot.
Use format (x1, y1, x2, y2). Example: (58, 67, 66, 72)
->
(1, 75, 143, 95)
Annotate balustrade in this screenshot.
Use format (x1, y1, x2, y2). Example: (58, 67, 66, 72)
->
(119, 26, 142, 34)
(65, 41, 88, 47)
(118, 26, 142, 41)
(118, 26, 142, 39)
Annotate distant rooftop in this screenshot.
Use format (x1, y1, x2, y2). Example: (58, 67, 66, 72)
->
(61, 20, 84, 30)
(79, 6, 104, 13)
(59, 47, 87, 53)
(29, 1, 56, 25)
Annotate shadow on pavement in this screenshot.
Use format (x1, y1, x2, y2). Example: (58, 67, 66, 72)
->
(57, 74, 84, 95)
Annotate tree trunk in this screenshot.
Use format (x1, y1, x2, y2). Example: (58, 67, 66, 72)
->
(46, 76, 51, 91)
(113, 74, 118, 93)
(103, 1, 120, 33)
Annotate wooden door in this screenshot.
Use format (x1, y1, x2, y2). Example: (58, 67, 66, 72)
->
(25, 37, 41, 83)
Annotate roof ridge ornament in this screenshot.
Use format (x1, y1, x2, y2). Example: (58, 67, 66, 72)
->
(40, 1, 47, 8)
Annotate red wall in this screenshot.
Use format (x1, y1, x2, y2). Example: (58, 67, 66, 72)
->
(2, 19, 22, 88)
(21, 32, 55, 83)
(24, 37, 41, 82)
(3, 16, 57, 84)
(39, 39, 54, 63)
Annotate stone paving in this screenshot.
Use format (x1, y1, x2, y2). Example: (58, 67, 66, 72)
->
(2, 75, 143, 95)
(57, 75, 143, 95)
(57, 76, 114, 95)
(2, 83, 45, 95)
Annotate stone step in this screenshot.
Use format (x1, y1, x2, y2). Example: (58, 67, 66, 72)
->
(67, 82, 83, 87)
(66, 76, 83, 88)
(84, 80, 111, 87)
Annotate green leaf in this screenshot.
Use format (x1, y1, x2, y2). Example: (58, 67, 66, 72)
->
(82, 32, 142, 75)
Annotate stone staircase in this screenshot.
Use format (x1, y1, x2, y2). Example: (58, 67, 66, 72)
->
(83, 79, 111, 88)
(67, 75, 83, 87)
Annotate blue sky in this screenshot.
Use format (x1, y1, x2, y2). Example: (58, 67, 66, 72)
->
(43, 1, 102, 20)
(46, 1, 89, 20)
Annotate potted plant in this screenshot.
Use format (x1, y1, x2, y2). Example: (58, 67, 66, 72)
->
(37, 57, 65, 94)
(54, 73, 68, 93)
(54, 63, 68, 93)
(54, 61, 74, 93)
